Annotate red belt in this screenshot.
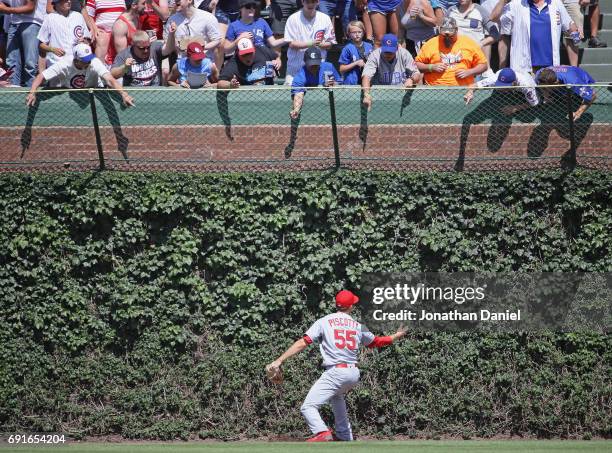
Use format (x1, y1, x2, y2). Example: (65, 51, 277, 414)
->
(335, 363, 357, 368)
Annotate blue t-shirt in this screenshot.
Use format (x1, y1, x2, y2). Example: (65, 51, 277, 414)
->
(177, 57, 214, 84)
(226, 18, 273, 48)
(536, 66, 596, 101)
(291, 61, 341, 95)
(338, 41, 374, 85)
(529, 0, 553, 68)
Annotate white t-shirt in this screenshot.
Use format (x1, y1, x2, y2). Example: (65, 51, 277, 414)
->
(476, 69, 539, 106)
(38, 12, 91, 66)
(284, 10, 336, 78)
(305, 312, 376, 367)
(8, 0, 47, 26)
(447, 4, 496, 44)
(166, 8, 221, 59)
(479, 0, 497, 16)
(42, 55, 109, 88)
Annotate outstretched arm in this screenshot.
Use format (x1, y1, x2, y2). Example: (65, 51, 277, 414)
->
(574, 91, 596, 121)
(269, 337, 309, 368)
(367, 326, 408, 348)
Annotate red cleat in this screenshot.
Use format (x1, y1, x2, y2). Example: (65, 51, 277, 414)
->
(306, 430, 333, 442)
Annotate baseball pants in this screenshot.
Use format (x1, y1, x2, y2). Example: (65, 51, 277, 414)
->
(300, 367, 360, 441)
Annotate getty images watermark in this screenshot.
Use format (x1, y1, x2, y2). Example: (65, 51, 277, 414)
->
(358, 273, 611, 332)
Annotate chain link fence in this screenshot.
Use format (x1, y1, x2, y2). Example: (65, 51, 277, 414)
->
(1, 84, 610, 172)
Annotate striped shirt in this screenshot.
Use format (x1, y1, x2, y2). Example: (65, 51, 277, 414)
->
(37, 11, 91, 66)
(86, 0, 126, 32)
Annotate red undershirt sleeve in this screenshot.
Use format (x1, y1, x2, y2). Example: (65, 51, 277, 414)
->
(367, 336, 393, 348)
(303, 335, 313, 345)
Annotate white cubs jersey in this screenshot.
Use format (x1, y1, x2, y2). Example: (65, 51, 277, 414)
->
(305, 312, 375, 367)
(284, 10, 336, 78)
(42, 55, 109, 88)
(38, 12, 92, 66)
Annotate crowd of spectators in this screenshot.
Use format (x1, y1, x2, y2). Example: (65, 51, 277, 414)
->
(0, 0, 602, 117)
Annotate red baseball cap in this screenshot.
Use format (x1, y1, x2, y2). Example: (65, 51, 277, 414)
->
(187, 42, 206, 60)
(237, 37, 255, 55)
(335, 290, 359, 308)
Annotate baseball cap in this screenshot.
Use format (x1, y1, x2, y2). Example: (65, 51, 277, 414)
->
(440, 17, 458, 33)
(73, 43, 95, 63)
(303, 46, 322, 67)
(239, 0, 257, 6)
(335, 290, 359, 308)
(187, 42, 206, 60)
(380, 34, 398, 53)
(494, 68, 517, 87)
(237, 37, 256, 55)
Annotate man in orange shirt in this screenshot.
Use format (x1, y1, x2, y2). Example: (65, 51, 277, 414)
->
(415, 17, 487, 86)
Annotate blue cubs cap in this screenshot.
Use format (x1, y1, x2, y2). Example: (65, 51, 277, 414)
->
(495, 68, 517, 87)
(381, 34, 398, 53)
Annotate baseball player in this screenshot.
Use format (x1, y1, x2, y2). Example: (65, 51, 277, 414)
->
(266, 290, 407, 442)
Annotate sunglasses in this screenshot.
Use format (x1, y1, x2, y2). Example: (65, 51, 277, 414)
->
(136, 45, 151, 50)
(242, 3, 256, 8)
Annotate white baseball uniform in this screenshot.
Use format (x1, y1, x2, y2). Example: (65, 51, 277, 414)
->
(38, 11, 92, 66)
(301, 311, 391, 441)
(283, 10, 336, 85)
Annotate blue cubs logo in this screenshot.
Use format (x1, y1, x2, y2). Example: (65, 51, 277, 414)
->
(70, 74, 86, 88)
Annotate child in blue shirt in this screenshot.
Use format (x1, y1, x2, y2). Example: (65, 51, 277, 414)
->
(338, 21, 374, 86)
(168, 42, 218, 88)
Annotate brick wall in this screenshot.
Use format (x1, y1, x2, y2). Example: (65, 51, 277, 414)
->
(1, 122, 610, 172)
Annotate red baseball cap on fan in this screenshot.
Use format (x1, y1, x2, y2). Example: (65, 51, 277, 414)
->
(187, 42, 206, 60)
(335, 290, 359, 308)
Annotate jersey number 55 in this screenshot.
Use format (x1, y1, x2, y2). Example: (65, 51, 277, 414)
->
(334, 329, 357, 350)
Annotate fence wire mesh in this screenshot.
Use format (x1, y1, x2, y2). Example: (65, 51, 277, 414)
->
(0, 84, 610, 172)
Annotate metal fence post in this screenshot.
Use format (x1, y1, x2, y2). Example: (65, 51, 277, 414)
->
(327, 89, 341, 169)
(88, 89, 105, 171)
(565, 88, 577, 170)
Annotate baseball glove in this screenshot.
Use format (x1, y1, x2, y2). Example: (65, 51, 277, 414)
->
(265, 363, 283, 384)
